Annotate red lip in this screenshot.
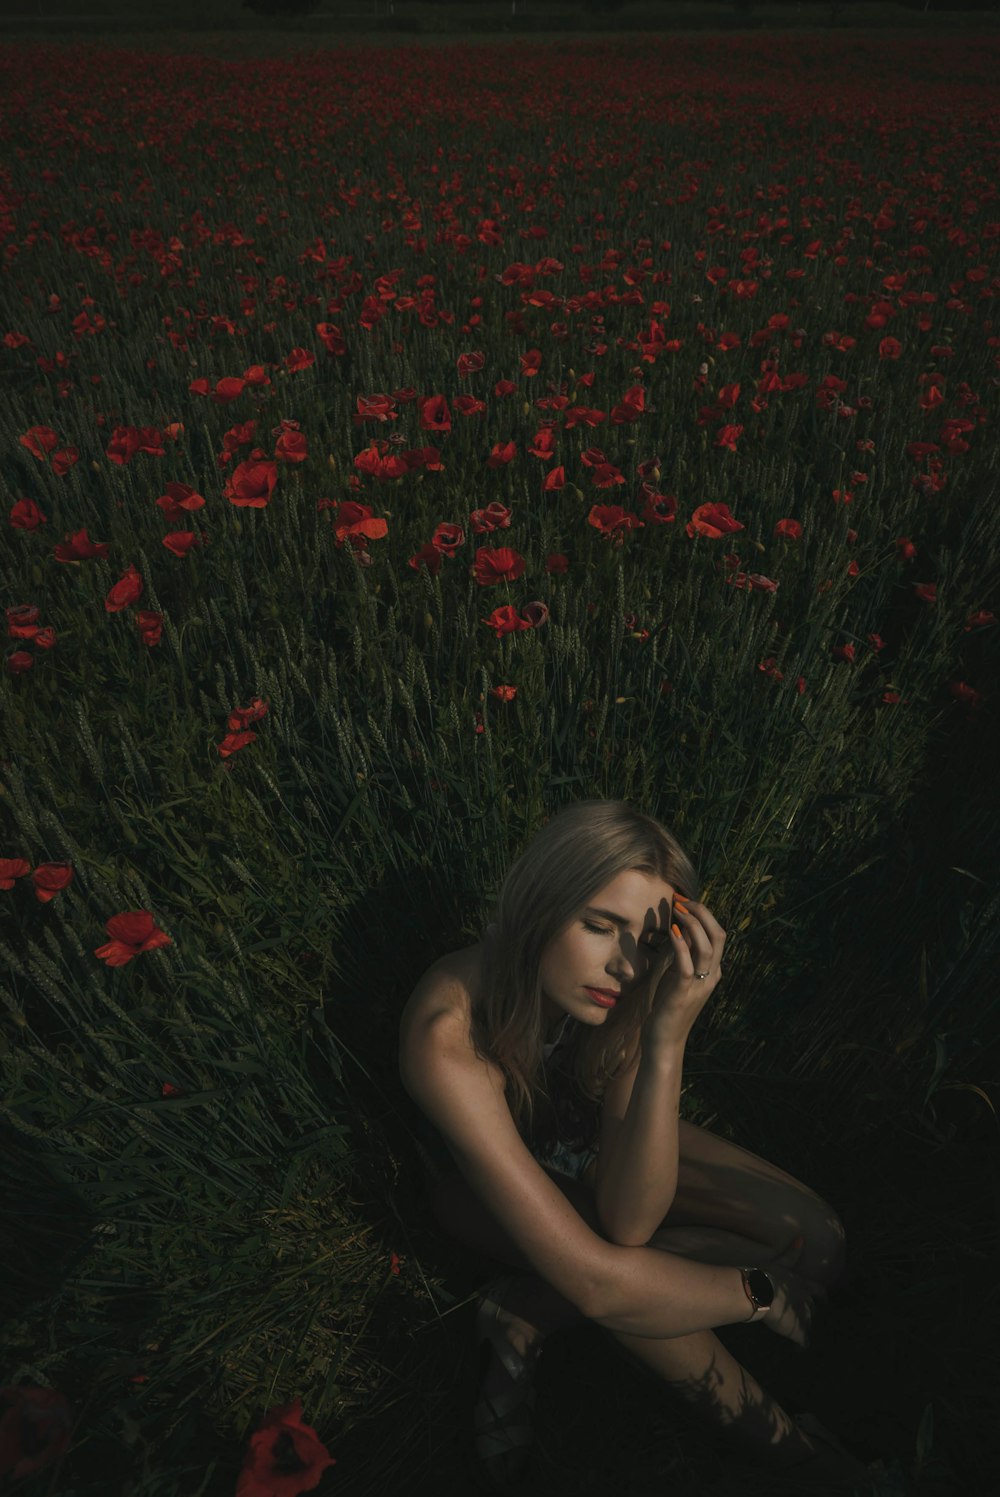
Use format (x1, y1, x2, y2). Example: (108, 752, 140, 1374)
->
(587, 987, 620, 998)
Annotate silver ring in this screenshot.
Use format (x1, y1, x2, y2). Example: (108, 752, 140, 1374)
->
(694, 971, 710, 980)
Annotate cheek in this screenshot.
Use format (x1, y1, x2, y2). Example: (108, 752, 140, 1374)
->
(552, 932, 588, 975)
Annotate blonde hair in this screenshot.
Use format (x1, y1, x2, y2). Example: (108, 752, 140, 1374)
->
(469, 798, 700, 1148)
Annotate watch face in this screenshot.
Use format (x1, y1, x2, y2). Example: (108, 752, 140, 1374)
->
(746, 1268, 774, 1308)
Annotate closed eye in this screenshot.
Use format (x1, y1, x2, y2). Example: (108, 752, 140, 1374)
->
(583, 919, 662, 950)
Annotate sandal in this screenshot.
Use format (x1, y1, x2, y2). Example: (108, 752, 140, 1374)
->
(472, 1275, 544, 1492)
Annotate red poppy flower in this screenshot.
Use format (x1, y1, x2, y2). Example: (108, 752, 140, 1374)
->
(487, 441, 517, 467)
(31, 864, 74, 904)
(431, 522, 465, 557)
(54, 528, 110, 563)
(591, 463, 625, 488)
(637, 487, 677, 525)
(610, 386, 646, 423)
(0, 858, 31, 890)
(332, 503, 389, 550)
(163, 531, 201, 558)
(686, 502, 745, 540)
(105, 565, 143, 613)
(528, 427, 557, 460)
(137, 612, 163, 646)
(521, 601, 549, 628)
(218, 730, 257, 759)
(6, 604, 41, 640)
(714, 423, 743, 452)
(235, 1398, 334, 1497)
(285, 347, 315, 373)
(189, 376, 247, 403)
(316, 322, 346, 356)
(228, 697, 269, 731)
(224, 458, 278, 508)
(408, 542, 443, 577)
(354, 441, 407, 481)
(155, 485, 204, 523)
(106, 426, 165, 465)
(0, 1386, 73, 1483)
(9, 497, 47, 530)
(274, 429, 308, 463)
(588, 505, 643, 541)
(18, 426, 60, 462)
(94, 911, 172, 967)
(419, 395, 452, 433)
(470, 502, 512, 535)
(480, 604, 532, 638)
(354, 394, 397, 423)
(471, 547, 526, 586)
(453, 394, 486, 417)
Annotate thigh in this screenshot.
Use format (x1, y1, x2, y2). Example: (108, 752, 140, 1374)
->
(426, 1123, 840, 1269)
(666, 1118, 841, 1253)
(426, 1162, 607, 1273)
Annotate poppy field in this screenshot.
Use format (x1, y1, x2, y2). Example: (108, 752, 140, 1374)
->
(1, 26, 999, 1497)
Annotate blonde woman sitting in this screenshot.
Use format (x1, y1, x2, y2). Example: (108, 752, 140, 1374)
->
(399, 798, 876, 1492)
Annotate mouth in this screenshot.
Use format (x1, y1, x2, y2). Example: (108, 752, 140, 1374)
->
(585, 987, 620, 1008)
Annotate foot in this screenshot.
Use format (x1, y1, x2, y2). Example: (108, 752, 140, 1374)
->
(480, 1306, 543, 1404)
(473, 1293, 546, 1490)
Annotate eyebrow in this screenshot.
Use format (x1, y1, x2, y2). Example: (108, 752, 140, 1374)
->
(584, 906, 671, 933)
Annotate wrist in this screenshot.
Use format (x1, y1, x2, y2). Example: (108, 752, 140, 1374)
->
(641, 1017, 689, 1054)
(739, 1266, 774, 1323)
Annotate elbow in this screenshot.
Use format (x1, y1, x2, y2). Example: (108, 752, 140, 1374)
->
(597, 1202, 662, 1249)
(603, 1216, 672, 1249)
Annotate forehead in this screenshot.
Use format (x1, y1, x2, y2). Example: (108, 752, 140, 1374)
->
(584, 868, 675, 924)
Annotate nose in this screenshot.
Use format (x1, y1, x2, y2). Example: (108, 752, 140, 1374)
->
(612, 948, 644, 989)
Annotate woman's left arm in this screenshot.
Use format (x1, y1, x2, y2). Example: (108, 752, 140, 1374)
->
(594, 897, 726, 1247)
(593, 1028, 687, 1247)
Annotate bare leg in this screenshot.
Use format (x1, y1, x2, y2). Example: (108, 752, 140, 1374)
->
(490, 1224, 823, 1469)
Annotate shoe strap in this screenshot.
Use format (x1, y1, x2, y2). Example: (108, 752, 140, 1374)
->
(489, 1325, 540, 1383)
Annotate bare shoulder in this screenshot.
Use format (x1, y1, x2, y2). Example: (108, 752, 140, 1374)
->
(398, 945, 499, 1090)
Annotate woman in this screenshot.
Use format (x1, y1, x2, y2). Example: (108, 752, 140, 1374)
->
(398, 799, 876, 1492)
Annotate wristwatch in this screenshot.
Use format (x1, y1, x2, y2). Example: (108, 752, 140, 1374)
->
(740, 1267, 774, 1322)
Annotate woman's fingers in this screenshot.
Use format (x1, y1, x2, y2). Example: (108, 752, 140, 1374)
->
(674, 899, 727, 945)
(672, 903, 715, 964)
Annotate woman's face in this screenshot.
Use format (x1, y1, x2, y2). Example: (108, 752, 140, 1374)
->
(536, 868, 677, 1040)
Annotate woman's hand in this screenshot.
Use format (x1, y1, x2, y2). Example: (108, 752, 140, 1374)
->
(639, 895, 726, 1046)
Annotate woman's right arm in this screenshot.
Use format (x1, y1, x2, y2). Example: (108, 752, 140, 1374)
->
(402, 1011, 755, 1336)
